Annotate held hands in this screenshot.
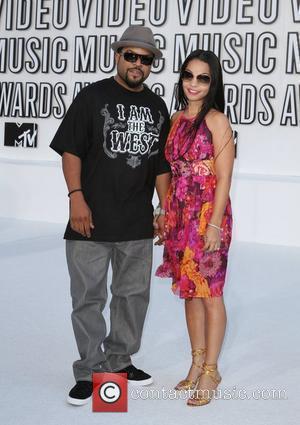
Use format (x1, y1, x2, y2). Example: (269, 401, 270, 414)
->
(69, 192, 95, 238)
(153, 214, 166, 245)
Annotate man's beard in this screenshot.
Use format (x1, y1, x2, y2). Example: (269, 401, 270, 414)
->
(124, 68, 145, 88)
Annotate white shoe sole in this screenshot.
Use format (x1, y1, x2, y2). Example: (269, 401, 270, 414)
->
(128, 377, 153, 386)
(67, 395, 92, 406)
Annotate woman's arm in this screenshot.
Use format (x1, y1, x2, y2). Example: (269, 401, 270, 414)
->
(204, 111, 235, 251)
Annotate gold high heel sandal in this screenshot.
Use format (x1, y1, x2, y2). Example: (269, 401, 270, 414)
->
(187, 362, 222, 406)
(174, 348, 206, 391)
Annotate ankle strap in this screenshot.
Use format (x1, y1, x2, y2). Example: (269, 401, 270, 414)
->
(191, 348, 206, 368)
(201, 362, 220, 384)
(191, 348, 206, 356)
(202, 362, 217, 371)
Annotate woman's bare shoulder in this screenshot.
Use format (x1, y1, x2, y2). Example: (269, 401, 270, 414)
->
(205, 109, 230, 132)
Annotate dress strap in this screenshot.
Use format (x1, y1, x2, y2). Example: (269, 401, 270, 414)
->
(170, 110, 185, 127)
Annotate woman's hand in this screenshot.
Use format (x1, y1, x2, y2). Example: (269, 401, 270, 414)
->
(203, 225, 221, 252)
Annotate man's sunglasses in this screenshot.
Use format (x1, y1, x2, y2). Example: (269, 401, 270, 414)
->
(181, 70, 211, 85)
(120, 51, 154, 66)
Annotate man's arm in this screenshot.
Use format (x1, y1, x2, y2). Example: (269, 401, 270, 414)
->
(154, 172, 171, 245)
(62, 152, 94, 238)
(155, 172, 171, 208)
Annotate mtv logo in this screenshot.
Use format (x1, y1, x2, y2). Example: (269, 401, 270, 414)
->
(4, 123, 38, 148)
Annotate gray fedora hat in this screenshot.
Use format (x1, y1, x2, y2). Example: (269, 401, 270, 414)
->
(111, 26, 162, 59)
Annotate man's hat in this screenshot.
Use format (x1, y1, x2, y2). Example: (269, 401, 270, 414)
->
(111, 26, 162, 59)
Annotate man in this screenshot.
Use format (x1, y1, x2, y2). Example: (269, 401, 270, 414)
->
(50, 26, 170, 405)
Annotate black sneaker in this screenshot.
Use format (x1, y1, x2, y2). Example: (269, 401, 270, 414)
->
(116, 365, 153, 386)
(67, 380, 93, 405)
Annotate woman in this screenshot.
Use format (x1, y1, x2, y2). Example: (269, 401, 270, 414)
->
(155, 49, 235, 406)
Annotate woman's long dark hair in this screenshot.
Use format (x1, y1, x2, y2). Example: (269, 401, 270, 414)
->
(176, 49, 225, 141)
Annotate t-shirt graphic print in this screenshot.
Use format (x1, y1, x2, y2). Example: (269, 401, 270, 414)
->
(101, 103, 165, 169)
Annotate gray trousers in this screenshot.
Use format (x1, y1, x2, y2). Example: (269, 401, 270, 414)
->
(65, 239, 153, 382)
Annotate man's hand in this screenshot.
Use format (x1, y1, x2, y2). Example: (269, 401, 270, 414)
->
(69, 192, 95, 238)
(153, 214, 166, 245)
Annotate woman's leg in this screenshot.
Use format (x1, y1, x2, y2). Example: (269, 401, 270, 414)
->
(183, 298, 206, 383)
(203, 296, 227, 364)
(188, 296, 226, 403)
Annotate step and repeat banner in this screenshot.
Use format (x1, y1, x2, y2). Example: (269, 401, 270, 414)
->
(0, 0, 299, 176)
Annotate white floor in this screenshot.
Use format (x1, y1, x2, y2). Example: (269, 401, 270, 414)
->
(0, 218, 299, 425)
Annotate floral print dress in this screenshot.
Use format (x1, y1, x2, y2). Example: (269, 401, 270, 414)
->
(155, 112, 233, 299)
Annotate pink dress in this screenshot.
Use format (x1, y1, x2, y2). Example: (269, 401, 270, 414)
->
(156, 113, 233, 299)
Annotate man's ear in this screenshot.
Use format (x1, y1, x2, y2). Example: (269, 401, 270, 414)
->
(115, 52, 120, 64)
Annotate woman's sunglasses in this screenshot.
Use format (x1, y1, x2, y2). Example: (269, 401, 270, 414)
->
(120, 51, 154, 66)
(181, 70, 211, 85)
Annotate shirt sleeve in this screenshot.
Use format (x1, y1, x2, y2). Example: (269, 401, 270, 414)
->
(155, 103, 171, 176)
(50, 88, 91, 159)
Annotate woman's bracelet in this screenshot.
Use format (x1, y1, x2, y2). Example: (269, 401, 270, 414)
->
(154, 205, 166, 216)
(208, 222, 222, 232)
(68, 188, 82, 197)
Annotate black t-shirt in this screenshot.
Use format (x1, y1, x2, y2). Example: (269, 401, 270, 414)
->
(50, 77, 170, 242)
